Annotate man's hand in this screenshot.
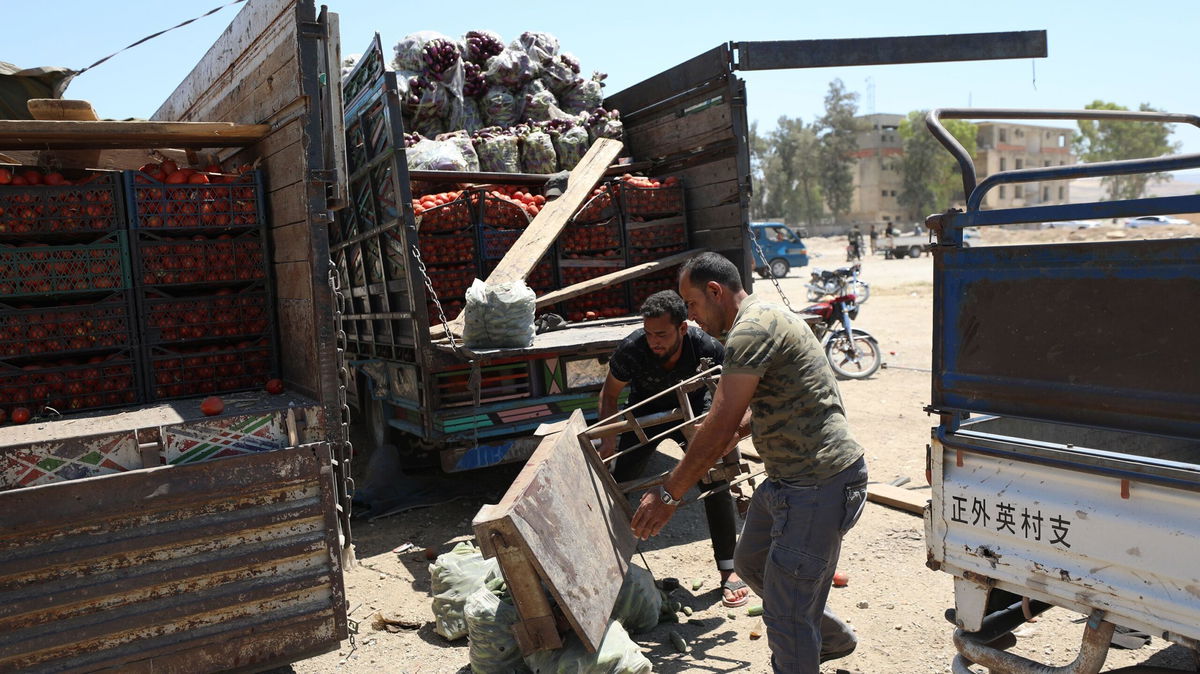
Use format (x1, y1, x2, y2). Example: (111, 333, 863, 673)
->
(598, 437, 616, 460)
(630, 490, 677, 540)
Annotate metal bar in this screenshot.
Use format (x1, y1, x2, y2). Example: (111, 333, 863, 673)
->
(952, 610, 1114, 674)
(735, 31, 1047, 71)
(945, 193, 1200, 230)
(587, 409, 684, 440)
(925, 108, 1200, 207)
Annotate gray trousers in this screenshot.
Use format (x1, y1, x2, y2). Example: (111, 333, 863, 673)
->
(734, 456, 868, 673)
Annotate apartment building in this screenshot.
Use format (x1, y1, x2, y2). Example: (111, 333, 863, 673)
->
(847, 113, 905, 224)
(975, 122, 1075, 208)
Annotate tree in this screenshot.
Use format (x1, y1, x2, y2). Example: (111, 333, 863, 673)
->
(815, 79, 861, 222)
(750, 116, 823, 227)
(1074, 100, 1180, 200)
(898, 111, 977, 220)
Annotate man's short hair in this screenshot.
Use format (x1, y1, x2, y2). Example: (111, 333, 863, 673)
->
(640, 290, 687, 325)
(679, 252, 743, 293)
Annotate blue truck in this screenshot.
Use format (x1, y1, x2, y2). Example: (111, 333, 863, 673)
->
(750, 221, 809, 278)
(922, 108, 1200, 673)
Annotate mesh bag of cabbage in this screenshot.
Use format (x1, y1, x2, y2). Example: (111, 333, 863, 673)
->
(430, 541, 501, 641)
(524, 620, 652, 674)
(463, 278, 537, 349)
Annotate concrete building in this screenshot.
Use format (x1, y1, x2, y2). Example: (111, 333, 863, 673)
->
(975, 122, 1075, 209)
(847, 113, 905, 225)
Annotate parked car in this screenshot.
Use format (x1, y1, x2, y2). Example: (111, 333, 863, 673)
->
(1124, 215, 1191, 227)
(750, 222, 808, 278)
(1041, 219, 1101, 229)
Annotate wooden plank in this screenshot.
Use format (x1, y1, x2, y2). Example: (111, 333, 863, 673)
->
(604, 44, 730, 119)
(277, 298, 319, 397)
(270, 221, 311, 263)
(274, 261, 314, 301)
(735, 31, 1047, 70)
(255, 117, 304, 162)
(266, 180, 308, 230)
(667, 156, 739, 190)
(686, 178, 741, 211)
(536, 249, 704, 307)
(437, 318, 641, 359)
(27, 99, 98, 121)
(473, 410, 635, 654)
(0, 120, 271, 150)
(691, 227, 744, 253)
(690, 201, 744, 230)
(627, 103, 733, 160)
(867, 483, 928, 515)
(154, 0, 296, 121)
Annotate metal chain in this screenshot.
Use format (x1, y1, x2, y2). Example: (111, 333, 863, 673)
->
(328, 261, 357, 578)
(747, 224, 795, 312)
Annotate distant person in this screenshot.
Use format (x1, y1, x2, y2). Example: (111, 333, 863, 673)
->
(598, 290, 750, 608)
(847, 225, 863, 261)
(868, 224, 878, 254)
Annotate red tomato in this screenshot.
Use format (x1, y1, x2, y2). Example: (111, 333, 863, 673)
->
(11, 407, 31, 424)
(0, 168, 12, 184)
(200, 396, 224, 416)
(265, 378, 285, 395)
(832, 571, 849, 587)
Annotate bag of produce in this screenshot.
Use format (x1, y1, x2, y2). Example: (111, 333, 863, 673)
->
(513, 31, 560, 64)
(463, 278, 537, 349)
(463, 29, 505, 65)
(562, 72, 606, 115)
(430, 542, 502, 641)
(463, 61, 488, 98)
(448, 97, 486, 136)
(406, 138, 470, 172)
(524, 620, 652, 674)
(436, 131, 481, 172)
(609, 564, 662, 634)
(394, 31, 452, 72)
(548, 121, 589, 171)
(540, 52, 582, 95)
(474, 127, 522, 173)
(485, 48, 539, 88)
(519, 125, 558, 174)
(418, 35, 464, 84)
(465, 586, 531, 674)
(521, 80, 568, 124)
(481, 85, 524, 129)
(403, 73, 451, 124)
(587, 107, 625, 144)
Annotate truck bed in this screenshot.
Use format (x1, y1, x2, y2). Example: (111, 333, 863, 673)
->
(432, 317, 642, 359)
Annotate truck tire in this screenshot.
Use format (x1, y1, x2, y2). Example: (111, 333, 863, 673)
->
(891, 247, 907, 259)
(908, 245, 924, 258)
(769, 258, 790, 278)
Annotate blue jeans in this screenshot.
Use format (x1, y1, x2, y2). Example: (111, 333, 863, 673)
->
(734, 456, 868, 673)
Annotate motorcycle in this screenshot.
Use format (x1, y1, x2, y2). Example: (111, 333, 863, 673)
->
(798, 293, 881, 380)
(806, 264, 871, 304)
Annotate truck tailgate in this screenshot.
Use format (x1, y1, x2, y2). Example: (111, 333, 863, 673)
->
(0, 443, 346, 672)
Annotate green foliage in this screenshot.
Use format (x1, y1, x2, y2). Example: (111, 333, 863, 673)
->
(1074, 100, 1180, 200)
(815, 79, 861, 222)
(749, 115, 824, 226)
(898, 111, 977, 219)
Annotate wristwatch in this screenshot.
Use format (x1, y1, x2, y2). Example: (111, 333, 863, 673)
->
(658, 485, 682, 507)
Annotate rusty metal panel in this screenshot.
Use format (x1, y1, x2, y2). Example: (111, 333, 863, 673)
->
(1, 430, 142, 490)
(0, 443, 346, 673)
(933, 238, 1200, 438)
(162, 410, 289, 465)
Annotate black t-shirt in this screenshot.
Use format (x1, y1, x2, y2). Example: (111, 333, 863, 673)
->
(608, 325, 725, 415)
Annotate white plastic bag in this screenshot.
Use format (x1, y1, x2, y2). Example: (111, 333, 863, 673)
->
(465, 587, 531, 674)
(609, 564, 662, 634)
(430, 541, 501, 641)
(463, 278, 537, 349)
(524, 620, 652, 674)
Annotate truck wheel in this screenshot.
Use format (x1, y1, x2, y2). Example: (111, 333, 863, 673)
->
(891, 248, 907, 259)
(769, 258, 790, 278)
(758, 267, 771, 279)
(908, 245, 924, 258)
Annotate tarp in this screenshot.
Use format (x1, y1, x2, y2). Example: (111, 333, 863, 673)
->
(0, 62, 76, 119)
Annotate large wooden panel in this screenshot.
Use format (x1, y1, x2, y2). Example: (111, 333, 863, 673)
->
(625, 101, 732, 161)
(275, 261, 314, 301)
(278, 298, 320, 400)
(271, 220, 311, 263)
(473, 410, 635, 654)
(266, 172, 309, 228)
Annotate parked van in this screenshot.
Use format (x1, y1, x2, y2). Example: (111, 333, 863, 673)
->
(750, 221, 808, 278)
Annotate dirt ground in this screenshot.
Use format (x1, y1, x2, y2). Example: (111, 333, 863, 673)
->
(289, 223, 1200, 674)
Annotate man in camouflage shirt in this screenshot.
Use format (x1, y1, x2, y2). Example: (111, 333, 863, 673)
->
(631, 252, 868, 673)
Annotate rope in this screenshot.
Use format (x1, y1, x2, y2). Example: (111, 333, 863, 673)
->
(74, 0, 248, 77)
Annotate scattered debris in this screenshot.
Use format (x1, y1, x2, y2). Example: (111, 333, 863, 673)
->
(746, 604, 763, 617)
(857, 601, 870, 609)
(669, 631, 690, 654)
(371, 612, 423, 633)
(391, 542, 417, 554)
(691, 578, 704, 591)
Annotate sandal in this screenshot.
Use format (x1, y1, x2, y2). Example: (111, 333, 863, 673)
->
(721, 578, 750, 608)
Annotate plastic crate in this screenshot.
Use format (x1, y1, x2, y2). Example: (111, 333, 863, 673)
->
(478, 191, 531, 230)
(145, 338, 275, 401)
(572, 183, 617, 225)
(138, 285, 273, 345)
(0, 351, 140, 418)
(125, 170, 263, 230)
(0, 169, 125, 237)
(0, 292, 135, 359)
(414, 196, 475, 234)
(561, 217, 624, 257)
(426, 265, 476, 303)
(620, 182, 684, 218)
(134, 230, 266, 287)
(629, 268, 681, 310)
(426, 298, 465, 326)
(629, 242, 688, 265)
(626, 217, 688, 251)
(0, 232, 130, 298)
(483, 257, 557, 294)
(558, 262, 630, 321)
(417, 227, 478, 267)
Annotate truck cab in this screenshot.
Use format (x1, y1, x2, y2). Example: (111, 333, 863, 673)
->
(750, 221, 808, 278)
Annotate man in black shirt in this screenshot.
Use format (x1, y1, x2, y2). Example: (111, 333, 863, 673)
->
(598, 290, 749, 607)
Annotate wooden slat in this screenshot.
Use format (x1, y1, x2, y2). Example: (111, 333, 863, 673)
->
(691, 226, 745, 253)
(270, 221, 311, 263)
(686, 178, 741, 211)
(277, 298, 319, 399)
(536, 249, 704, 307)
(867, 483, 928, 515)
(0, 120, 271, 150)
(690, 202, 743, 230)
(27, 99, 98, 121)
(604, 44, 731, 119)
(274, 261, 313, 301)
(255, 117, 304, 162)
(626, 102, 732, 160)
(474, 410, 635, 654)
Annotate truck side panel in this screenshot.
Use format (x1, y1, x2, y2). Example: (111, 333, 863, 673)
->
(0, 444, 345, 672)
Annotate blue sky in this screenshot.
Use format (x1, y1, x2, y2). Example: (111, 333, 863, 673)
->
(7, 0, 1200, 161)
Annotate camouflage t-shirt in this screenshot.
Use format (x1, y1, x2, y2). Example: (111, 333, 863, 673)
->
(723, 294, 864, 481)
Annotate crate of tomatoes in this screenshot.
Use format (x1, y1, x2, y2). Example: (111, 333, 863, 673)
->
(478, 186, 540, 260)
(412, 190, 474, 233)
(0, 351, 140, 422)
(0, 232, 130, 298)
(557, 261, 630, 322)
(124, 160, 263, 230)
(0, 293, 136, 359)
(618, 175, 684, 218)
(134, 230, 267, 287)
(571, 182, 618, 225)
(138, 284, 273, 346)
(0, 166, 126, 237)
(629, 268, 681, 310)
(144, 338, 275, 401)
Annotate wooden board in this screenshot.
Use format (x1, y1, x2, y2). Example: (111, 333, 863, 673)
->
(536, 248, 704, 307)
(867, 483, 928, 515)
(0, 120, 271, 150)
(27, 99, 98, 121)
(473, 410, 636, 654)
